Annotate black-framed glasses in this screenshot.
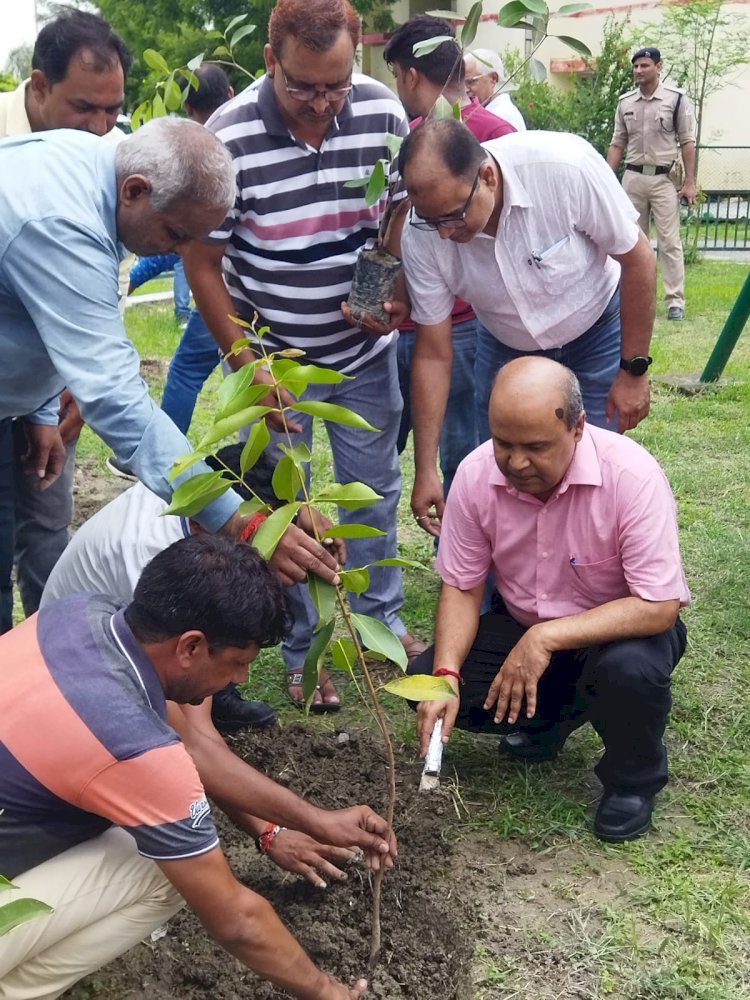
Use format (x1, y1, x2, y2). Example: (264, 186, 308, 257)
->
(278, 65, 352, 103)
(408, 167, 482, 232)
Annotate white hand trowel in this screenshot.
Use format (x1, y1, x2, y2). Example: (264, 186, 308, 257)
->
(419, 718, 444, 792)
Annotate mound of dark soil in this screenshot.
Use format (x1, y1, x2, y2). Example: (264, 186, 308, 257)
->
(64, 724, 476, 999)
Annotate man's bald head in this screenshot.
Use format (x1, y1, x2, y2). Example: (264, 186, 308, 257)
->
(491, 357, 584, 430)
(489, 358, 585, 501)
(399, 117, 485, 189)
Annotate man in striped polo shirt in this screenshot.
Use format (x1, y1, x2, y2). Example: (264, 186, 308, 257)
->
(185, 0, 424, 708)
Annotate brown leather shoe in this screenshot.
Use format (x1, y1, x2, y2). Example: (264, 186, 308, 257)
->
(401, 633, 428, 662)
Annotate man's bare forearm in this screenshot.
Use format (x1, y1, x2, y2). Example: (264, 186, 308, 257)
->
(534, 596, 681, 654)
(432, 583, 485, 674)
(606, 143, 624, 172)
(411, 319, 453, 475)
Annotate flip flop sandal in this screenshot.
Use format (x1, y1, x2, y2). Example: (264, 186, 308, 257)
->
(287, 671, 341, 714)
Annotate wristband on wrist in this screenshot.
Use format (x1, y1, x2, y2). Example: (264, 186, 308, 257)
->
(255, 822, 287, 854)
(240, 512, 268, 543)
(434, 667, 463, 684)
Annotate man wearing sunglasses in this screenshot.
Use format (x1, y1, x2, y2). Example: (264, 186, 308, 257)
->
(399, 118, 657, 539)
(182, 0, 423, 711)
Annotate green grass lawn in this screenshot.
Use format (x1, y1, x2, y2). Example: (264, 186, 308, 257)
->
(84, 259, 749, 999)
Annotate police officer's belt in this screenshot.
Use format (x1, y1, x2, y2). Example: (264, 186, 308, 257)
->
(625, 164, 673, 176)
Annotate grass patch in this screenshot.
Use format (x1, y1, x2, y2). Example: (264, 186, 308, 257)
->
(80, 262, 750, 997)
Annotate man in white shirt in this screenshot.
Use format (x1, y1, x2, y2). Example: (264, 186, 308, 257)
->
(464, 49, 526, 133)
(398, 119, 656, 537)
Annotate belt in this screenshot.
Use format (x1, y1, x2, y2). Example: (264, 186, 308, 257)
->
(625, 164, 673, 176)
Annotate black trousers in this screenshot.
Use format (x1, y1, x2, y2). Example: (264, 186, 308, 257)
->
(408, 610, 688, 797)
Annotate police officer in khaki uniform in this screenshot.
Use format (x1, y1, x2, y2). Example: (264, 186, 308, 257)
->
(607, 46, 697, 321)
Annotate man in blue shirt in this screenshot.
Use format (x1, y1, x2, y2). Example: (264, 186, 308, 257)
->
(0, 118, 343, 587)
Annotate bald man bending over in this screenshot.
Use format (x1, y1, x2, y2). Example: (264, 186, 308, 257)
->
(410, 358, 689, 842)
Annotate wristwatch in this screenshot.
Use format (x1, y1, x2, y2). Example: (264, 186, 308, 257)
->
(619, 355, 653, 376)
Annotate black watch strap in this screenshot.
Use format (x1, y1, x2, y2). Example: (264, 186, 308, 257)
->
(620, 355, 653, 376)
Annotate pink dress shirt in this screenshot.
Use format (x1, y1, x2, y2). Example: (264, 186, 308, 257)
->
(436, 424, 691, 627)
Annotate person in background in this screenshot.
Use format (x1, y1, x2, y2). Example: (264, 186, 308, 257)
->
(607, 46, 696, 321)
(382, 14, 514, 502)
(464, 49, 526, 133)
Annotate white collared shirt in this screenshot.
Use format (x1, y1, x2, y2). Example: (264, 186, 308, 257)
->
(402, 131, 640, 351)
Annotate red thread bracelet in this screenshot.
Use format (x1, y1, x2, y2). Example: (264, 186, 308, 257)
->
(240, 512, 268, 542)
(434, 668, 463, 684)
(256, 822, 286, 854)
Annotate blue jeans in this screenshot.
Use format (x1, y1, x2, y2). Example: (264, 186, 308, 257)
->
(266, 343, 406, 670)
(475, 290, 621, 442)
(161, 310, 220, 435)
(397, 319, 479, 498)
(172, 258, 191, 322)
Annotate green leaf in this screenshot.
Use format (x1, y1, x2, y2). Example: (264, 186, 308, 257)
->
(499, 0, 547, 26)
(169, 450, 207, 481)
(320, 523, 385, 540)
(270, 359, 348, 393)
(314, 482, 382, 510)
(143, 48, 170, 75)
(432, 94, 458, 120)
(163, 471, 231, 517)
(279, 441, 312, 465)
(187, 54, 204, 72)
(131, 100, 151, 129)
(196, 405, 274, 450)
(166, 76, 184, 112)
(517, 0, 549, 12)
(330, 637, 358, 673)
(0, 875, 15, 889)
(292, 401, 377, 431)
(216, 380, 268, 423)
(365, 557, 425, 570)
(350, 613, 407, 669)
(344, 176, 370, 189)
(238, 497, 271, 516)
(0, 898, 53, 936)
(552, 34, 591, 55)
(251, 502, 301, 560)
(382, 675, 456, 701)
(152, 92, 167, 119)
(460, 1, 483, 48)
(230, 24, 256, 49)
(412, 35, 454, 57)
(240, 420, 271, 475)
(364, 159, 387, 207)
(272, 455, 305, 503)
(213, 45, 231, 58)
(224, 12, 249, 34)
(555, 1, 590, 12)
(301, 619, 335, 708)
(385, 133, 404, 159)
(340, 567, 371, 596)
(308, 576, 337, 626)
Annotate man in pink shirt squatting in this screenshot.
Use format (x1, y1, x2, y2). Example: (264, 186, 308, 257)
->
(411, 357, 689, 842)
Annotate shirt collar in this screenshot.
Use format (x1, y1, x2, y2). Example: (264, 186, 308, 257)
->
(488, 424, 602, 501)
(635, 82, 667, 102)
(109, 608, 167, 719)
(5, 81, 32, 134)
(485, 141, 533, 211)
(257, 72, 353, 143)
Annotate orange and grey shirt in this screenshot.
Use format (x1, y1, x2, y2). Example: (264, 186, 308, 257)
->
(612, 83, 695, 167)
(0, 595, 218, 879)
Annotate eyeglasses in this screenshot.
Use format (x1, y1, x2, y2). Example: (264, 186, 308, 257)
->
(278, 65, 352, 103)
(409, 167, 482, 232)
(465, 74, 489, 86)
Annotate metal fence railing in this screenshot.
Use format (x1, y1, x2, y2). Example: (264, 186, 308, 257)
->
(684, 146, 750, 252)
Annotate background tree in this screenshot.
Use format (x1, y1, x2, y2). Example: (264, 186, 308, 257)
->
(505, 16, 634, 155)
(83, 0, 395, 109)
(3, 44, 33, 81)
(643, 0, 750, 154)
(0, 73, 19, 93)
